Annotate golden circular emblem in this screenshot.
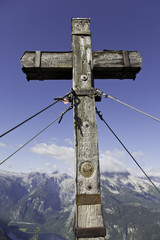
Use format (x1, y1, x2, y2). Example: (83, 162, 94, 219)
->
(80, 161, 95, 178)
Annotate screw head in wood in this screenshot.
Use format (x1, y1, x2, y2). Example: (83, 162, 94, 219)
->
(86, 183, 92, 191)
(83, 121, 89, 128)
(81, 75, 88, 81)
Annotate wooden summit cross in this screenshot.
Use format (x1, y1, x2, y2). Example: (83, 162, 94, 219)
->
(21, 18, 142, 239)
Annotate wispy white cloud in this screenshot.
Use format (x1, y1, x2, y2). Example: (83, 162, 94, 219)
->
(62, 167, 74, 177)
(29, 167, 42, 172)
(0, 142, 7, 148)
(65, 138, 73, 146)
(29, 142, 155, 176)
(99, 149, 127, 173)
(4, 162, 12, 168)
(29, 143, 74, 168)
(44, 162, 52, 168)
(29, 143, 128, 173)
(132, 151, 149, 161)
(144, 167, 160, 177)
(44, 162, 59, 170)
(129, 166, 160, 178)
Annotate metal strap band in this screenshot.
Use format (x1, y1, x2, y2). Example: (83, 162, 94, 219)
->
(76, 194, 101, 205)
(74, 89, 95, 96)
(74, 227, 106, 238)
(120, 51, 131, 79)
(72, 32, 91, 36)
(35, 51, 41, 68)
(73, 89, 101, 101)
(123, 51, 130, 67)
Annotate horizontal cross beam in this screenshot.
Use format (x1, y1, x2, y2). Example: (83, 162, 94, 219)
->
(21, 50, 142, 81)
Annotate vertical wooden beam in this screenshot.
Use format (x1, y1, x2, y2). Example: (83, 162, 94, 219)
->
(72, 18, 106, 240)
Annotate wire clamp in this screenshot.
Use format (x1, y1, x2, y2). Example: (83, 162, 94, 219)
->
(95, 88, 109, 99)
(58, 105, 73, 124)
(54, 92, 73, 104)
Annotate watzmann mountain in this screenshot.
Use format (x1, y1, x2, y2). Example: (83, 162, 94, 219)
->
(0, 170, 160, 240)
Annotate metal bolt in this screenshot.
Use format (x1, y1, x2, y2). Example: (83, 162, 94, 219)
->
(83, 121, 89, 128)
(81, 75, 88, 81)
(86, 183, 92, 191)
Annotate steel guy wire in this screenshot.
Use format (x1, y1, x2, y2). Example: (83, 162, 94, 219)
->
(96, 107, 160, 195)
(96, 89, 160, 123)
(0, 90, 73, 139)
(0, 105, 73, 166)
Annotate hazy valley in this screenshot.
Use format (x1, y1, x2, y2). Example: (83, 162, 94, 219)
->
(0, 170, 160, 240)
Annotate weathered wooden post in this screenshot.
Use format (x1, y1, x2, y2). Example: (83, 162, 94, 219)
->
(72, 18, 106, 239)
(20, 18, 142, 239)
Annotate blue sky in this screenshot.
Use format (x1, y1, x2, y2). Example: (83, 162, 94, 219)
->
(0, 0, 160, 177)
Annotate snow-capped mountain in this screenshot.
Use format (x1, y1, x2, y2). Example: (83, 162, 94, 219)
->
(0, 170, 160, 240)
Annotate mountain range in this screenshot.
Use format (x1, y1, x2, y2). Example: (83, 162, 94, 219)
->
(0, 170, 160, 240)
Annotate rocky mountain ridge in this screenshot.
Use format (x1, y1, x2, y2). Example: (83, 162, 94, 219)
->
(0, 170, 160, 240)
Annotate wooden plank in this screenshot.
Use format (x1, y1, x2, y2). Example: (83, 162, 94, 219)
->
(72, 18, 91, 35)
(93, 50, 142, 67)
(20, 51, 72, 80)
(93, 50, 142, 80)
(72, 18, 106, 240)
(20, 51, 72, 68)
(20, 50, 142, 80)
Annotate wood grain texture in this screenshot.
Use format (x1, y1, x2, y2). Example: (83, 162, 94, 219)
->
(20, 50, 142, 80)
(92, 50, 142, 79)
(72, 18, 105, 240)
(20, 51, 72, 80)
